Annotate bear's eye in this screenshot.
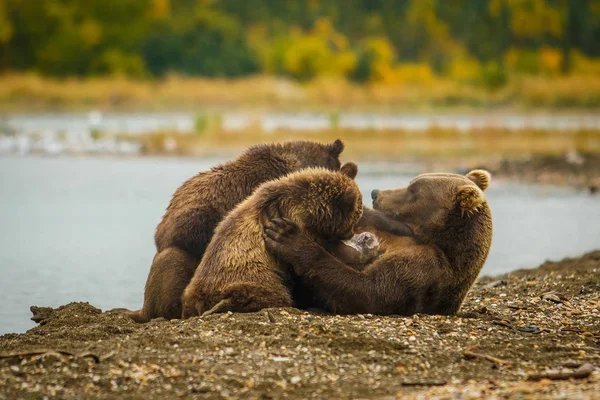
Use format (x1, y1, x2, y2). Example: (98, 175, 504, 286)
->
(408, 186, 420, 201)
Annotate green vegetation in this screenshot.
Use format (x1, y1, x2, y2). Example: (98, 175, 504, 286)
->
(194, 113, 208, 134)
(1, 0, 599, 87)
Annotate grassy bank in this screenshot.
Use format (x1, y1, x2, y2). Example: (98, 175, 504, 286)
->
(134, 127, 600, 160)
(1, 251, 599, 399)
(1, 74, 600, 112)
(136, 127, 600, 191)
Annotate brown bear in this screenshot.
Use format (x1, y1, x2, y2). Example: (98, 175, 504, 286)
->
(127, 140, 347, 323)
(264, 170, 493, 316)
(181, 163, 364, 318)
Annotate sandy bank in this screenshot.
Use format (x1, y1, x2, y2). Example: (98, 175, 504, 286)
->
(1, 251, 599, 399)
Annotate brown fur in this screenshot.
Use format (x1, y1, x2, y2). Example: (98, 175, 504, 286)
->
(265, 169, 493, 315)
(181, 166, 363, 318)
(127, 140, 346, 322)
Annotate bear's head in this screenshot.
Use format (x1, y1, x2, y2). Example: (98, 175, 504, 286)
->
(281, 139, 345, 171)
(371, 170, 492, 241)
(262, 162, 363, 242)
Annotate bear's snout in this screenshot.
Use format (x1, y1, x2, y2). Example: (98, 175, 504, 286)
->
(371, 189, 380, 201)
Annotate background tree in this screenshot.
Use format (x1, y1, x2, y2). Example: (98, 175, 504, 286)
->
(2, 0, 599, 80)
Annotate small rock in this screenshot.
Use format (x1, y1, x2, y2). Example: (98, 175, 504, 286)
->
(485, 280, 507, 289)
(190, 383, 211, 393)
(541, 293, 562, 303)
(517, 324, 541, 334)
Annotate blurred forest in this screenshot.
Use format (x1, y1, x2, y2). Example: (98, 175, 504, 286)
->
(1, 0, 600, 88)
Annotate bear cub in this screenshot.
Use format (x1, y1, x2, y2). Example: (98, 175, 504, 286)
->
(181, 162, 363, 317)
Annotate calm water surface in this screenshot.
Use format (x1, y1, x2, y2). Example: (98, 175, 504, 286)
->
(1, 156, 599, 334)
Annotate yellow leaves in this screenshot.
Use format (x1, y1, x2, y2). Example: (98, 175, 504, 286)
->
(364, 38, 396, 66)
(355, 37, 434, 85)
(489, 0, 504, 17)
(505, 48, 520, 70)
(247, 23, 268, 43)
(80, 20, 102, 48)
(393, 64, 435, 85)
(449, 57, 482, 83)
(571, 50, 600, 75)
(98, 50, 147, 78)
(407, 0, 436, 26)
(489, 0, 563, 38)
(150, 0, 170, 19)
(283, 35, 330, 81)
(0, 0, 12, 43)
(334, 51, 357, 76)
(505, 47, 563, 76)
(539, 47, 562, 75)
(275, 18, 357, 81)
(313, 18, 333, 37)
(504, 0, 563, 38)
(357, 37, 397, 84)
(406, 0, 450, 42)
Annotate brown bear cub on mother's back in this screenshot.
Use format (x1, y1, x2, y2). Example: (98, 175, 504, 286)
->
(127, 140, 346, 323)
(181, 163, 363, 318)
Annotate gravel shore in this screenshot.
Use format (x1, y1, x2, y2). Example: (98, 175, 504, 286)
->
(1, 251, 599, 399)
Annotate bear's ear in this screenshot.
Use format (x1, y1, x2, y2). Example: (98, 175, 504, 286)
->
(337, 186, 357, 210)
(456, 185, 485, 216)
(466, 169, 491, 191)
(340, 162, 358, 179)
(328, 139, 345, 156)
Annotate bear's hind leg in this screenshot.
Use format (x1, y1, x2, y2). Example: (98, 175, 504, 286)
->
(136, 247, 199, 322)
(211, 283, 293, 314)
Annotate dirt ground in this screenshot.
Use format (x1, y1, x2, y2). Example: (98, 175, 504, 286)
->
(1, 251, 599, 399)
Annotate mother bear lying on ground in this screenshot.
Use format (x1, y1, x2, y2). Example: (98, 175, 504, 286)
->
(265, 170, 493, 315)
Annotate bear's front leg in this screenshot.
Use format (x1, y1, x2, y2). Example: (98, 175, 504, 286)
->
(264, 218, 325, 274)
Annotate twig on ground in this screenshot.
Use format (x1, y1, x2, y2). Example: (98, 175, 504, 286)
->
(401, 381, 447, 387)
(0, 349, 103, 363)
(527, 363, 595, 381)
(463, 350, 513, 367)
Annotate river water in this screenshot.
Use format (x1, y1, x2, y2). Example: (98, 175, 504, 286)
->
(3, 112, 600, 135)
(1, 156, 599, 334)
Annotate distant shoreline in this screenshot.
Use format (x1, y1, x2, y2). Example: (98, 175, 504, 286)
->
(2, 149, 599, 194)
